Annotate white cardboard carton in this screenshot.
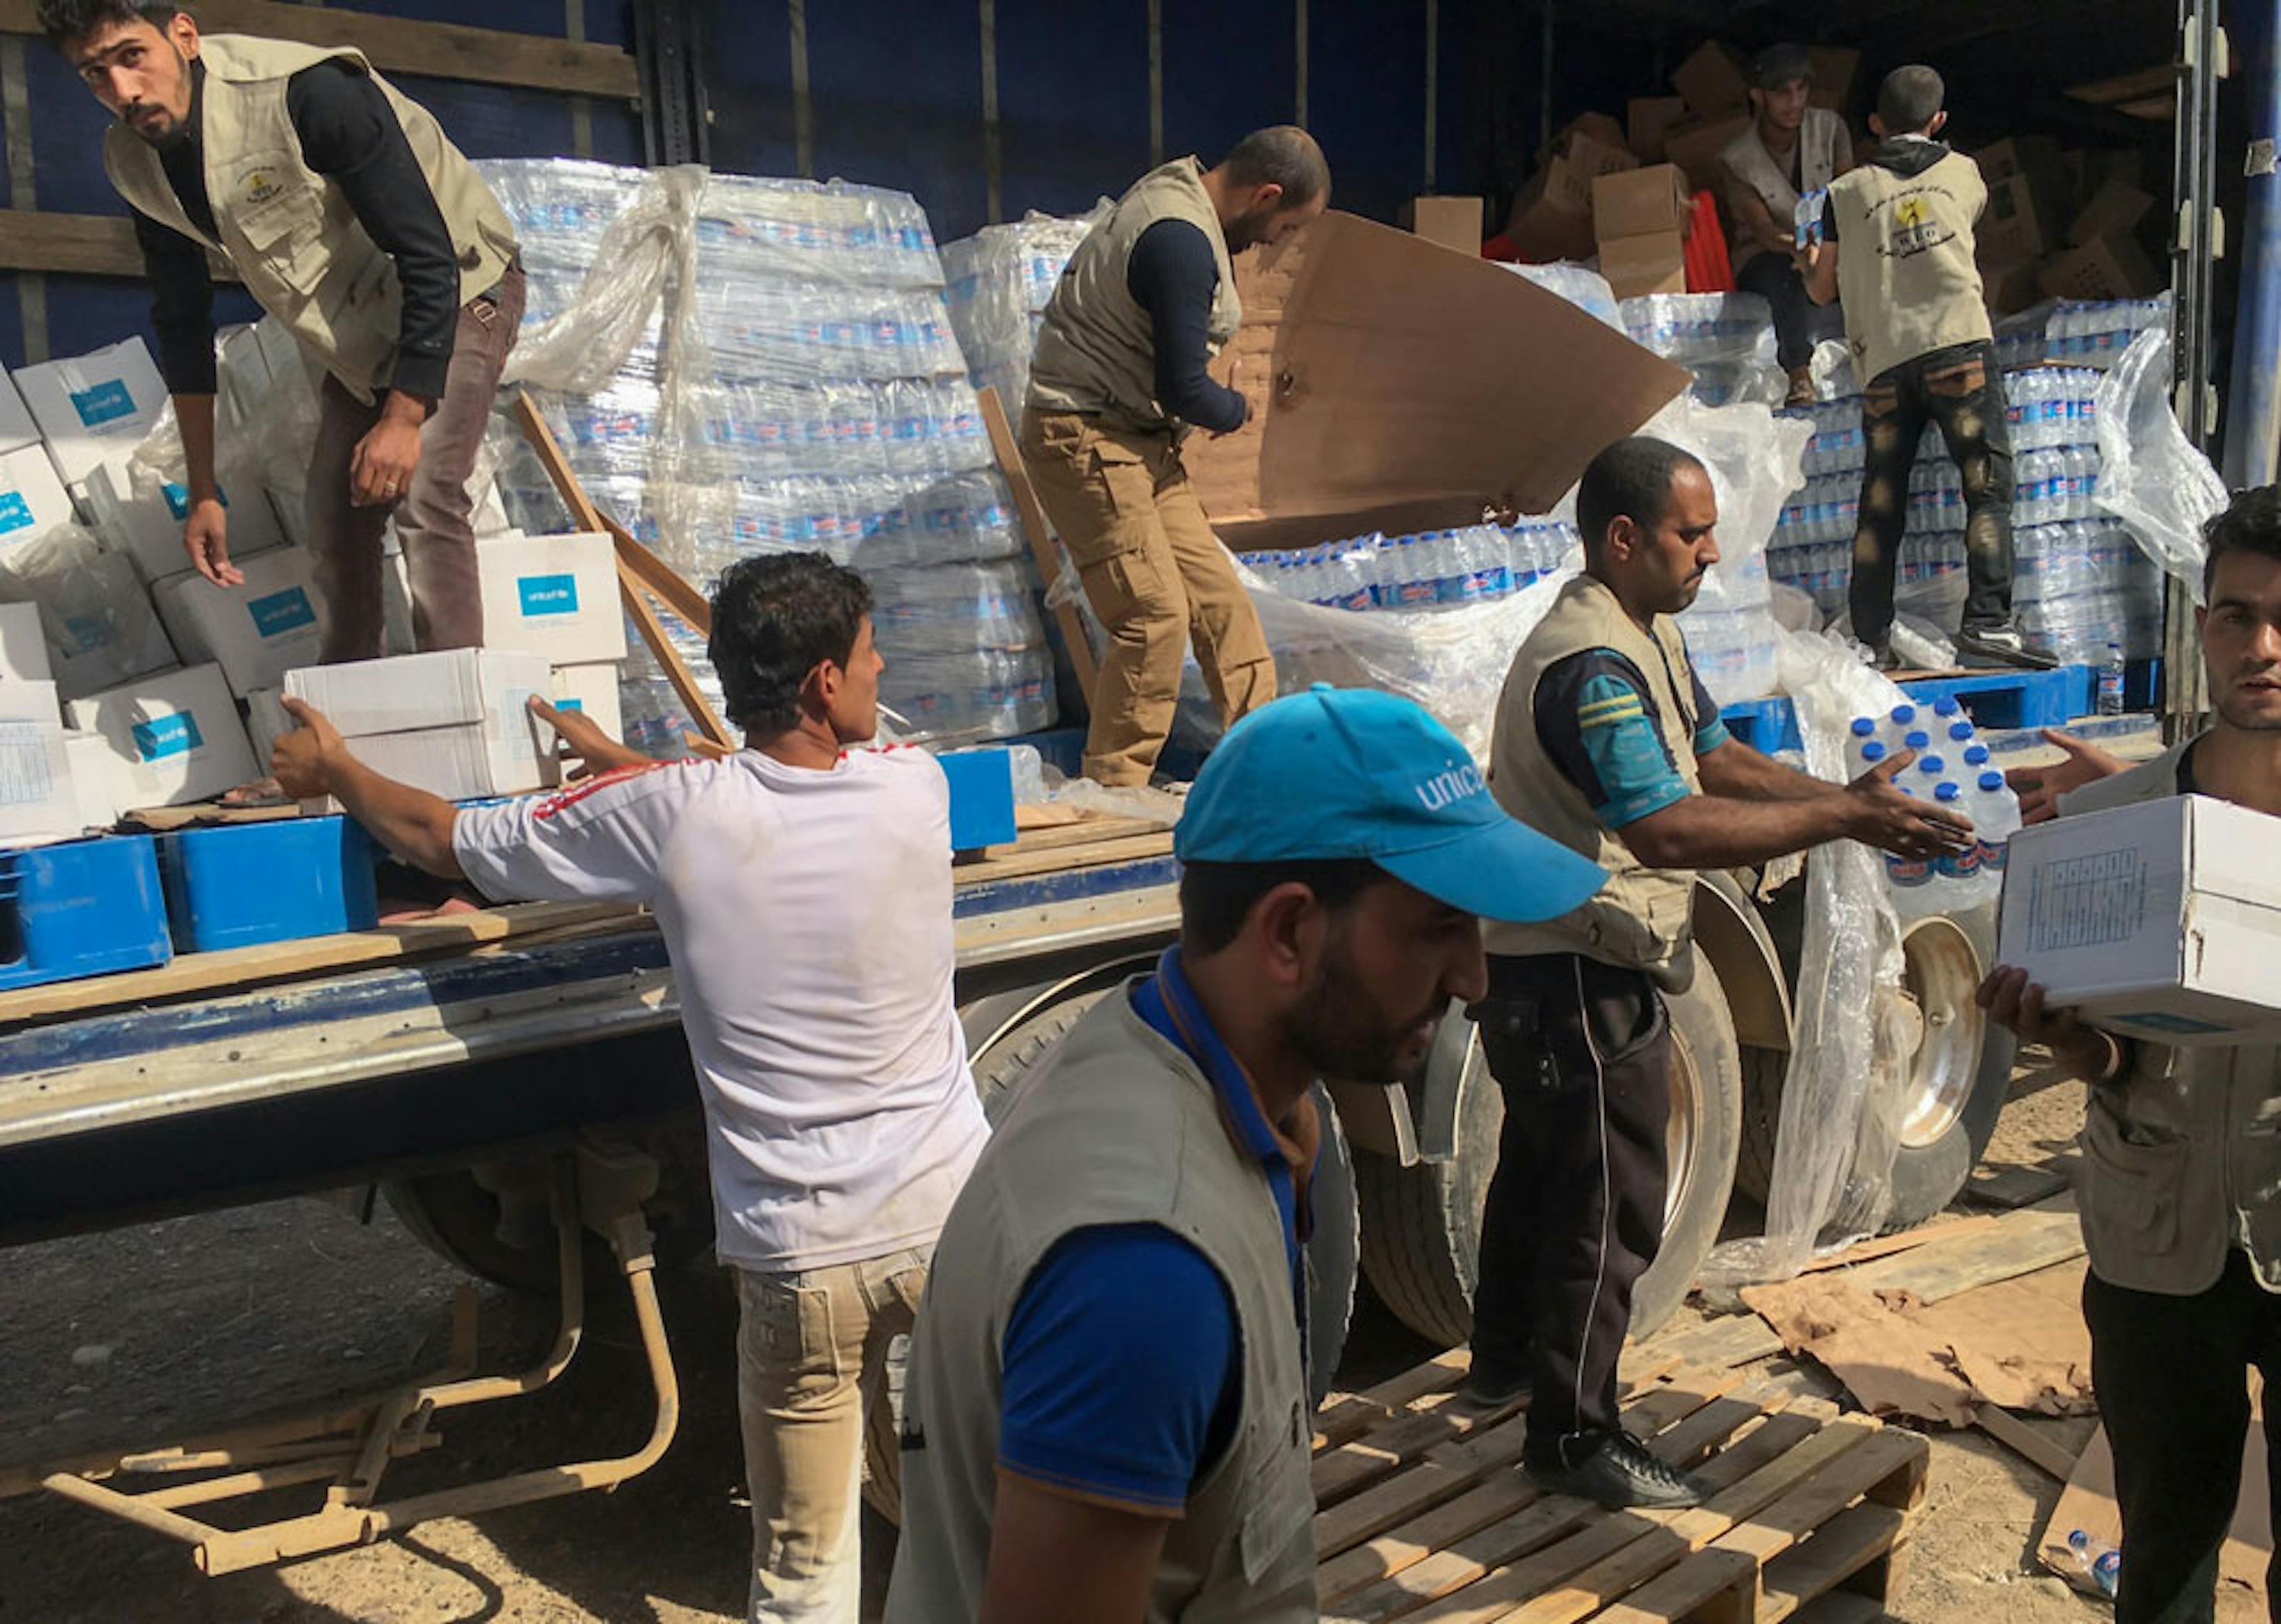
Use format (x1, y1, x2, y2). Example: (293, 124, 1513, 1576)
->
(0, 678, 61, 724)
(0, 445, 77, 556)
(476, 531, 627, 664)
(13, 338, 169, 486)
(0, 601, 51, 682)
(81, 456, 288, 583)
(0, 527, 178, 701)
(284, 648, 557, 805)
(550, 662, 626, 745)
(0, 719, 82, 844)
(0, 368, 40, 455)
(65, 663, 255, 809)
(61, 728, 124, 829)
(1999, 793, 2281, 1044)
(152, 548, 324, 697)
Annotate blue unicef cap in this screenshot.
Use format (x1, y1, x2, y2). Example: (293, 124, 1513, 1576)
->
(1175, 685, 1607, 925)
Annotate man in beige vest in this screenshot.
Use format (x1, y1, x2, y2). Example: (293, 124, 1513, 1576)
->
(1467, 436, 1969, 1508)
(1720, 43, 1851, 404)
(1802, 65, 2049, 671)
(43, 0, 522, 665)
(1020, 128, 1328, 788)
(1981, 489, 2281, 1624)
(887, 685, 1606, 1622)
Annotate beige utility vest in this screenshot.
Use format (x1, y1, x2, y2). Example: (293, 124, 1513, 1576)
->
(105, 34, 519, 402)
(1720, 107, 1848, 269)
(887, 994, 1316, 1624)
(1828, 148, 1993, 386)
(2060, 747, 2281, 1297)
(1027, 157, 1242, 435)
(1485, 574, 1704, 989)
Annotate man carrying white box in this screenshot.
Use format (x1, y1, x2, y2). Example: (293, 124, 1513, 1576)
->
(1981, 487, 2281, 1624)
(270, 553, 985, 1621)
(38, 0, 522, 662)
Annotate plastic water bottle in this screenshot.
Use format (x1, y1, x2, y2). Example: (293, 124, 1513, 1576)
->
(1847, 717, 1883, 778)
(2098, 641, 2127, 715)
(1932, 782, 1980, 893)
(1885, 788, 1943, 915)
(1971, 769, 2022, 906)
(2067, 1530, 2121, 1599)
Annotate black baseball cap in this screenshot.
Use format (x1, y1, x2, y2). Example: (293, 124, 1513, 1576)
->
(1749, 43, 1815, 89)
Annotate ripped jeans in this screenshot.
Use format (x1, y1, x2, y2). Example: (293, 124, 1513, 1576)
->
(1848, 339, 2016, 646)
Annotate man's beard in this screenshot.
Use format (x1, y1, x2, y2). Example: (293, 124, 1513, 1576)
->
(1284, 940, 1442, 1086)
(1223, 205, 1280, 254)
(122, 45, 192, 149)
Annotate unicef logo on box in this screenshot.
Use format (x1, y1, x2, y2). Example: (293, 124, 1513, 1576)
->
(248, 588, 317, 639)
(517, 573, 580, 617)
(71, 379, 138, 430)
(132, 712, 205, 763)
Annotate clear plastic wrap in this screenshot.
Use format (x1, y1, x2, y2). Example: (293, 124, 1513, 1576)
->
(0, 523, 176, 699)
(1499, 262, 1625, 331)
(1702, 625, 1921, 1284)
(941, 204, 1107, 408)
(1620, 293, 1778, 371)
(2095, 322, 2224, 602)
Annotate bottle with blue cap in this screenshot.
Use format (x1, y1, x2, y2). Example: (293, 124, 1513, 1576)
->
(1932, 782, 1981, 889)
(1883, 782, 1941, 913)
(1846, 715, 1883, 779)
(1967, 768, 2023, 907)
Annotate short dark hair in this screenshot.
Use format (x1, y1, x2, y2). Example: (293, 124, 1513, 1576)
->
(1577, 436, 1704, 554)
(1877, 65, 1946, 134)
(1221, 125, 1331, 212)
(36, 0, 182, 46)
(2203, 484, 2281, 598)
(1179, 858, 1383, 956)
(1749, 43, 1814, 90)
(707, 552, 873, 738)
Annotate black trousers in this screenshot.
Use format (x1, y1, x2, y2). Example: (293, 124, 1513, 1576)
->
(1734, 251, 1845, 373)
(1468, 952, 1671, 1468)
(1849, 338, 2017, 645)
(2083, 1251, 2281, 1624)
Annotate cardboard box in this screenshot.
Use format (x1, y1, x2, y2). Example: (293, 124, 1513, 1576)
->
(1662, 113, 1754, 191)
(283, 648, 557, 805)
(1628, 97, 1691, 163)
(1981, 259, 2050, 316)
(1977, 135, 2066, 183)
(0, 445, 77, 557)
(81, 457, 288, 583)
(1543, 113, 1630, 166)
(550, 662, 626, 745)
(1978, 172, 2061, 265)
(0, 677, 60, 724)
(1502, 176, 1597, 263)
(0, 528, 179, 701)
(0, 601, 50, 684)
(0, 368, 39, 456)
(1807, 46, 1861, 113)
(2000, 795, 2281, 1044)
(0, 718, 82, 843)
(151, 548, 325, 697)
(1407, 195, 1485, 256)
(2068, 179, 2156, 246)
(1673, 40, 1750, 116)
(60, 728, 124, 830)
(2038, 231, 2165, 300)
(12, 338, 169, 486)
(475, 531, 627, 665)
(1598, 233, 1688, 300)
(1543, 134, 1640, 217)
(243, 687, 292, 769)
(68, 663, 258, 809)
(1594, 165, 1692, 241)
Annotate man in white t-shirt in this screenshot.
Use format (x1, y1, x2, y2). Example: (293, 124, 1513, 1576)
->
(270, 551, 988, 1623)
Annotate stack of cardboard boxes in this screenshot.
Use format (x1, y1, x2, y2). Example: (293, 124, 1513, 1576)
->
(1504, 113, 1644, 264)
(1973, 135, 2162, 313)
(1592, 165, 1693, 300)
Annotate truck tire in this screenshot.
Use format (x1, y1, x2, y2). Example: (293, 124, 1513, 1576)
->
(862, 985, 1365, 1524)
(1355, 958, 1744, 1348)
(1732, 910, 2010, 1232)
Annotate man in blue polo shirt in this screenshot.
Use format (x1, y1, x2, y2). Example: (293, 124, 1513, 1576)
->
(885, 686, 1608, 1622)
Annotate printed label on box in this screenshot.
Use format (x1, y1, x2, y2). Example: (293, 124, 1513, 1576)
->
(0, 493, 30, 535)
(160, 480, 226, 521)
(517, 573, 581, 617)
(70, 379, 138, 429)
(248, 586, 317, 639)
(2024, 847, 2150, 950)
(558, 697, 585, 712)
(61, 613, 106, 655)
(0, 722, 52, 805)
(132, 711, 205, 762)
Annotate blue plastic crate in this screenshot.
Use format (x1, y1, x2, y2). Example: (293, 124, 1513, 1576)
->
(0, 836, 173, 991)
(159, 817, 382, 953)
(937, 748, 1019, 852)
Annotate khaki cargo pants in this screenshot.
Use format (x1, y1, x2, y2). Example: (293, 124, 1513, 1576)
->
(1020, 408, 1276, 785)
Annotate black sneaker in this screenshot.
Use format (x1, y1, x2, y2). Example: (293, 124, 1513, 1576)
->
(1865, 639, 1907, 674)
(1954, 623, 2060, 670)
(1455, 1364, 1533, 1414)
(1525, 1431, 1708, 1509)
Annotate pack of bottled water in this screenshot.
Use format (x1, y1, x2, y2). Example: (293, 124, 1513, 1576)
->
(2012, 517, 2165, 664)
(1619, 293, 1778, 371)
(1788, 398, 1867, 477)
(1680, 542, 1781, 703)
(1844, 698, 2020, 913)
(1501, 262, 1625, 331)
(2008, 366, 2102, 451)
(1239, 520, 1583, 614)
(940, 205, 1103, 413)
(2045, 299, 2170, 369)
(477, 159, 1056, 746)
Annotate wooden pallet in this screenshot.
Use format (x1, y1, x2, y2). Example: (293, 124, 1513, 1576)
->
(1314, 1356, 1927, 1624)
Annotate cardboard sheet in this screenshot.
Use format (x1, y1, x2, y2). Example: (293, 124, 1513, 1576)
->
(2041, 1417, 2270, 1613)
(1182, 211, 1689, 553)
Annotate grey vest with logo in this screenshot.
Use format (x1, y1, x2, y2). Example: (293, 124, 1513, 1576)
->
(884, 992, 1316, 1623)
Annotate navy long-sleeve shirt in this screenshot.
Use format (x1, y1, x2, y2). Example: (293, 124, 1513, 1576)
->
(132, 58, 462, 400)
(1125, 218, 1248, 434)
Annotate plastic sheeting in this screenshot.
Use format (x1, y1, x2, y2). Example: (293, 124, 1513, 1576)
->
(0, 523, 176, 699)
(941, 203, 1108, 411)
(2095, 323, 2227, 603)
(1499, 262, 1625, 332)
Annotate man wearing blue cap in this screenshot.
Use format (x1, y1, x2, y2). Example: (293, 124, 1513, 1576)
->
(886, 685, 1605, 1624)
(1467, 436, 1971, 1511)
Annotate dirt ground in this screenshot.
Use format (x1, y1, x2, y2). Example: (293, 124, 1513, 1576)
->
(0, 1076, 2125, 1623)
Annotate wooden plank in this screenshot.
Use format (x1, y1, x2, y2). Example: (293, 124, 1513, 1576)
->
(0, 0, 639, 98)
(0, 902, 639, 1027)
(1965, 1159, 2074, 1210)
(966, 814, 1166, 862)
(1778, 1590, 1888, 1624)
(950, 831, 1173, 887)
(1797, 1214, 1999, 1273)
(0, 209, 179, 278)
(1755, 1503, 1912, 1623)
(1972, 1402, 2080, 1481)
(979, 384, 1099, 698)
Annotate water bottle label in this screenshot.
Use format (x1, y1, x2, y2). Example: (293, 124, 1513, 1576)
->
(1397, 579, 1438, 608)
(1886, 853, 1933, 887)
